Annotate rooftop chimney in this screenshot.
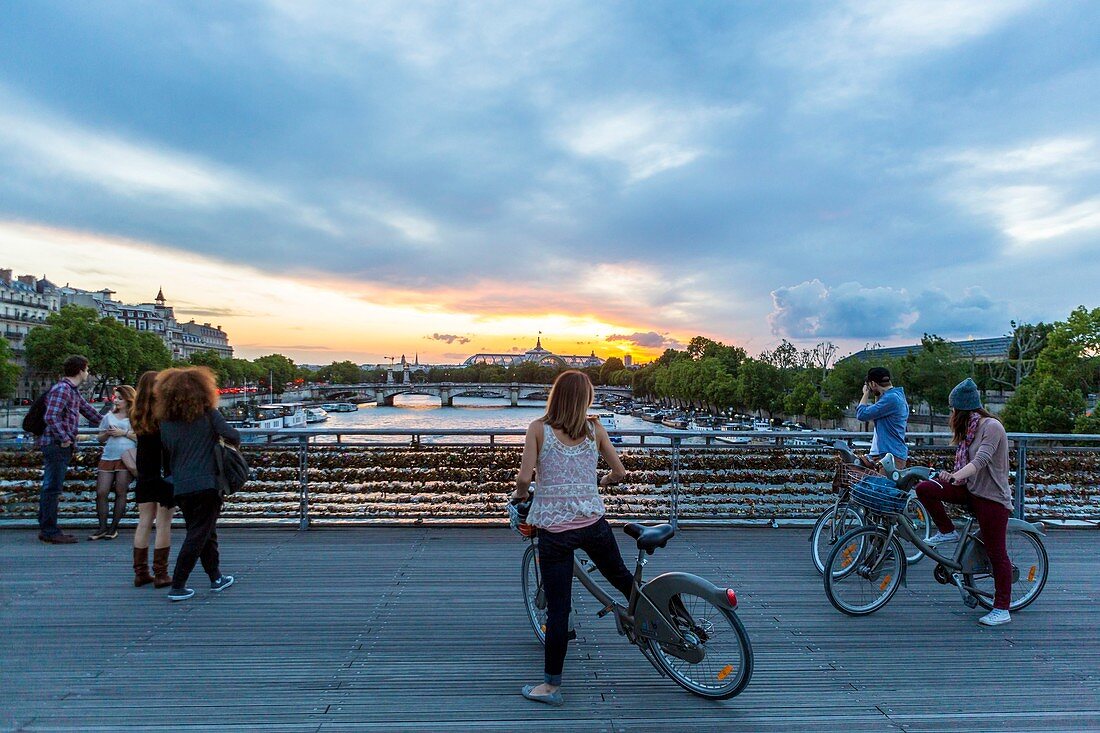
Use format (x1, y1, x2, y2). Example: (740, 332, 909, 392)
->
(0, 269, 11, 284)
(17, 275, 35, 286)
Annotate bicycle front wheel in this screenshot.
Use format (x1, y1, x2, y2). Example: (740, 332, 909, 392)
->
(811, 503, 863, 575)
(823, 526, 905, 616)
(521, 542, 547, 645)
(900, 497, 932, 566)
(644, 592, 753, 700)
(965, 528, 1049, 612)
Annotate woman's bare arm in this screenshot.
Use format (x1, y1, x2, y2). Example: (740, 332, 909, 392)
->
(512, 421, 541, 501)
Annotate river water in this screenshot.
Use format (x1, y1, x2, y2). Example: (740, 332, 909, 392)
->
(312, 394, 657, 443)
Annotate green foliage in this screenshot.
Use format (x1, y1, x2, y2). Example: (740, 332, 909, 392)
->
(0, 337, 20, 399)
(253, 353, 300, 394)
(314, 360, 367, 384)
(24, 305, 171, 390)
(1075, 409, 1100, 435)
(1001, 376, 1086, 433)
(901, 335, 970, 429)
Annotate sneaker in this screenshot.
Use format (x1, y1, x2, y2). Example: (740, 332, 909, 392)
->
(979, 608, 1011, 626)
(102, 529, 119, 540)
(39, 532, 78, 544)
(927, 530, 960, 545)
(210, 575, 235, 593)
(168, 587, 195, 602)
(88, 529, 108, 541)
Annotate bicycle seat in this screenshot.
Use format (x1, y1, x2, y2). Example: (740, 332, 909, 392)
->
(624, 522, 675, 554)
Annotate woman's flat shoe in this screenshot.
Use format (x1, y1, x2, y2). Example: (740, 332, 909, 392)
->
(521, 685, 563, 707)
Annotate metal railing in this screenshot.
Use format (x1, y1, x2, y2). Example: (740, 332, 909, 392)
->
(2, 428, 1098, 527)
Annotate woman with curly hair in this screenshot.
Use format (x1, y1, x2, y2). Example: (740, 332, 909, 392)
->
(130, 371, 176, 588)
(90, 384, 138, 541)
(155, 367, 240, 602)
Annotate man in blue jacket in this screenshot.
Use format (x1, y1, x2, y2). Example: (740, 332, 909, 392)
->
(856, 367, 909, 468)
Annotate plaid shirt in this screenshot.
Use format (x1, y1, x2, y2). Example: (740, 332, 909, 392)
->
(37, 379, 102, 448)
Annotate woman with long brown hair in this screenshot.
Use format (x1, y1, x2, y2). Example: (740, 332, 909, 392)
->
(90, 384, 137, 540)
(155, 367, 240, 602)
(510, 370, 629, 706)
(915, 378, 1014, 626)
(130, 370, 176, 587)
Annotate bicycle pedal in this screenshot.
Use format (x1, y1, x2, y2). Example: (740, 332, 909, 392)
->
(963, 595, 978, 609)
(596, 604, 615, 618)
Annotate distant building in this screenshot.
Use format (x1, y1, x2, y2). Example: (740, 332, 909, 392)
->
(623, 354, 633, 368)
(0, 270, 61, 399)
(463, 337, 604, 368)
(60, 286, 233, 360)
(843, 336, 1012, 364)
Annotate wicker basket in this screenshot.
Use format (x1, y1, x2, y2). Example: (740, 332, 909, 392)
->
(850, 475, 908, 515)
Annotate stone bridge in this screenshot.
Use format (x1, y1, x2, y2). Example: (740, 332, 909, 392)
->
(316, 382, 632, 407)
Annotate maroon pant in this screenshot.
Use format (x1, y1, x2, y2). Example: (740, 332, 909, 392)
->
(915, 480, 1012, 610)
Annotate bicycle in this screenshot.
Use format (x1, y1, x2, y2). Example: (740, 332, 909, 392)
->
(809, 441, 933, 573)
(822, 476, 1049, 616)
(511, 497, 753, 700)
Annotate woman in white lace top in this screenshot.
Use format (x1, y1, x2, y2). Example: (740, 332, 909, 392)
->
(511, 370, 629, 707)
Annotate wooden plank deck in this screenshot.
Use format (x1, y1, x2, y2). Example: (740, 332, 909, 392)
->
(2, 527, 1097, 732)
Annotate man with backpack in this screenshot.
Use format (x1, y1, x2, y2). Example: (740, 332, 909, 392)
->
(28, 355, 102, 544)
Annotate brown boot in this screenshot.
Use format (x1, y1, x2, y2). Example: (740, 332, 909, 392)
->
(152, 547, 172, 588)
(133, 546, 154, 587)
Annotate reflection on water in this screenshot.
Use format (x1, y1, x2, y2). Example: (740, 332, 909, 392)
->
(312, 395, 659, 444)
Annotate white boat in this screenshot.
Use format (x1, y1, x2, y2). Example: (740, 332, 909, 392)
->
(305, 407, 330, 423)
(321, 402, 358, 413)
(254, 402, 308, 429)
(596, 413, 622, 443)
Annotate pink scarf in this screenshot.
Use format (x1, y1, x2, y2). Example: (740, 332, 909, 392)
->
(954, 412, 982, 472)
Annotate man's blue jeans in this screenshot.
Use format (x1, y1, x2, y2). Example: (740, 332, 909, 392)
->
(39, 443, 74, 537)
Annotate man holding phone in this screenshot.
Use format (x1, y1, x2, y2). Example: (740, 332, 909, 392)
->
(856, 366, 909, 469)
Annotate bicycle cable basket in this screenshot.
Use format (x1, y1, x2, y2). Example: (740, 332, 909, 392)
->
(850, 475, 908, 515)
(833, 463, 879, 495)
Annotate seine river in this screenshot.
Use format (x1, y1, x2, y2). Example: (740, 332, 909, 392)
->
(311, 394, 658, 442)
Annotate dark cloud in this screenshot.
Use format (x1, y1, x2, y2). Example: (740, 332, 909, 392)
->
(427, 333, 470, 345)
(769, 280, 1005, 340)
(606, 332, 684, 350)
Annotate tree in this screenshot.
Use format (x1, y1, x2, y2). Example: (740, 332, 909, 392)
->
(315, 360, 365, 384)
(253, 354, 300, 394)
(0, 337, 20, 400)
(902, 335, 968, 431)
(737, 360, 783, 417)
(24, 305, 171, 393)
(599, 357, 625, 385)
(1002, 375, 1086, 433)
(1034, 306, 1100, 395)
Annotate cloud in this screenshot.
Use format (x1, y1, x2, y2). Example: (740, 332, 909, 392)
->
(427, 333, 470, 345)
(606, 332, 684, 350)
(554, 101, 746, 182)
(769, 280, 1005, 339)
(770, 0, 1036, 106)
(933, 136, 1100, 248)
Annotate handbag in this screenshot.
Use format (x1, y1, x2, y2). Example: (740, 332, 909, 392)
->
(206, 411, 249, 495)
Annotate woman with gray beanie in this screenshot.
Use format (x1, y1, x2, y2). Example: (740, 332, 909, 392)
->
(914, 378, 1014, 626)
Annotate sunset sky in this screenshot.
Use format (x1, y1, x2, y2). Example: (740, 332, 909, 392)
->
(1, 1, 1098, 365)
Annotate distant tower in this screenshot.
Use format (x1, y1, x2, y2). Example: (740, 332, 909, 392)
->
(414, 353, 419, 366)
(155, 287, 166, 306)
(624, 354, 633, 368)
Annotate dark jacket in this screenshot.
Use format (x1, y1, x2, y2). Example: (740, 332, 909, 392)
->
(160, 409, 241, 497)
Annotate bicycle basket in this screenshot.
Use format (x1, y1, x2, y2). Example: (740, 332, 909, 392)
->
(833, 463, 878, 494)
(850, 475, 908, 515)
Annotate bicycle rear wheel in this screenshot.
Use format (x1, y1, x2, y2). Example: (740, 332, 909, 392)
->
(964, 529, 1049, 611)
(811, 503, 863, 575)
(823, 526, 905, 616)
(644, 592, 753, 700)
(521, 542, 547, 645)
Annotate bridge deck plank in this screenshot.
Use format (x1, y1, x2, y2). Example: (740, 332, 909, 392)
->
(1, 527, 1096, 731)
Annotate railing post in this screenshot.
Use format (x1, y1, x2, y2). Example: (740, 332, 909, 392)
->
(1014, 439, 1027, 520)
(670, 436, 681, 528)
(298, 435, 310, 530)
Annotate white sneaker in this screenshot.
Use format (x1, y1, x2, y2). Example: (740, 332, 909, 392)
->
(927, 530, 960, 545)
(979, 608, 1011, 626)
